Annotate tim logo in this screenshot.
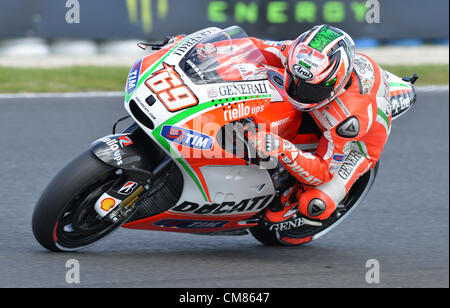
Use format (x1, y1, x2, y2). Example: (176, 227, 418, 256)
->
(127, 59, 142, 94)
(154, 219, 228, 229)
(161, 125, 214, 150)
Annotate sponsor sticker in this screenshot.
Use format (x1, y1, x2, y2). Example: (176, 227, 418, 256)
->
(100, 135, 133, 166)
(234, 63, 267, 81)
(271, 117, 291, 128)
(118, 135, 133, 147)
(391, 94, 411, 115)
(269, 216, 322, 231)
(269, 217, 305, 231)
(292, 64, 313, 80)
(170, 195, 273, 215)
(207, 87, 218, 98)
(186, 59, 205, 80)
(223, 103, 264, 122)
(127, 58, 142, 95)
(94, 194, 122, 217)
(101, 137, 125, 166)
(280, 157, 323, 185)
(218, 82, 268, 97)
(161, 125, 214, 150)
(337, 151, 364, 180)
(297, 45, 325, 60)
(100, 198, 116, 212)
(117, 181, 138, 195)
(342, 141, 354, 153)
(154, 219, 228, 229)
(172, 28, 219, 57)
(332, 154, 347, 162)
(264, 40, 289, 46)
(328, 163, 340, 174)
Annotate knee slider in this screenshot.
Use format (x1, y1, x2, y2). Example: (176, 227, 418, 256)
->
(299, 188, 337, 220)
(307, 198, 327, 217)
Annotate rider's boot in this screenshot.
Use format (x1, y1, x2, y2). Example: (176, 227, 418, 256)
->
(265, 184, 301, 223)
(265, 184, 338, 224)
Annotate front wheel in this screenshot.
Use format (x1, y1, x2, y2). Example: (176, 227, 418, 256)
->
(32, 150, 128, 252)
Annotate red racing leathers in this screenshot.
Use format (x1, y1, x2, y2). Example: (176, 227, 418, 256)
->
(248, 38, 392, 221)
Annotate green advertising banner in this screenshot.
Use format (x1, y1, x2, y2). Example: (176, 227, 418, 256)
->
(1, 0, 448, 41)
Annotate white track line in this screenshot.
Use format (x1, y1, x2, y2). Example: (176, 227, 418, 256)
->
(415, 85, 449, 93)
(0, 91, 123, 100)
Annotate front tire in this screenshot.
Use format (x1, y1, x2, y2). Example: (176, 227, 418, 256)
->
(32, 150, 123, 252)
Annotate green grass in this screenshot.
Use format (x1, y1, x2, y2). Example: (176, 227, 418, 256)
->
(382, 64, 448, 86)
(0, 64, 447, 94)
(0, 66, 130, 94)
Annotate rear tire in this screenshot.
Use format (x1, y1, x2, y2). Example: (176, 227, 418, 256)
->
(249, 224, 284, 246)
(250, 163, 379, 247)
(32, 150, 122, 252)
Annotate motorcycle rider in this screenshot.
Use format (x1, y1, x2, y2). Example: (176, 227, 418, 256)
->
(243, 24, 392, 223)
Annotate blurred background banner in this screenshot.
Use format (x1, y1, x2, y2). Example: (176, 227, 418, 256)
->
(0, 1, 40, 38)
(0, 0, 448, 41)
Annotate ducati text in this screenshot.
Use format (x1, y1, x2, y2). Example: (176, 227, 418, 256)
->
(170, 195, 273, 215)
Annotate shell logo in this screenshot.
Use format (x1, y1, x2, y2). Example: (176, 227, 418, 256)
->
(100, 198, 116, 211)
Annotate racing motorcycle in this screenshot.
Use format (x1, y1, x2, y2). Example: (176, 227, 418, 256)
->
(32, 26, 418, 252)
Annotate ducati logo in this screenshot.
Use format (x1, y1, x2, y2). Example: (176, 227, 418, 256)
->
(170, 195, 273, 215)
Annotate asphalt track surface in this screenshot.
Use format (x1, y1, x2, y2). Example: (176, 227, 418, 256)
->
(0, 90, 448, 288)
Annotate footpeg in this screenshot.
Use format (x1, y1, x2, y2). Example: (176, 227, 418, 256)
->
(268, 197, 284, 212)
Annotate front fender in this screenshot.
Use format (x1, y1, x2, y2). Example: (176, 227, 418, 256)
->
(90, 124, 166, 173)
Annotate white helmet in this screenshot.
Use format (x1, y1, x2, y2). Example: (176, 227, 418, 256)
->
(284, 24, 356, 111)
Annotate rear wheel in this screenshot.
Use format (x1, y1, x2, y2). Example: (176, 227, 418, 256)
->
(250, 163, 379, 246)
(32, 150, 128, 252)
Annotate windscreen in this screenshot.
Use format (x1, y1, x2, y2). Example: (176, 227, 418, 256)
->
(179, 26, 266, 84)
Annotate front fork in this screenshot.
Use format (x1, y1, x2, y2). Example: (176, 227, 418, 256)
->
(89, 121, 171, 220)
(92, 169, 150, 221)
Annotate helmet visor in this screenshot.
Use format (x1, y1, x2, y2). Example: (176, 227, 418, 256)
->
(286, 71, 335, 104)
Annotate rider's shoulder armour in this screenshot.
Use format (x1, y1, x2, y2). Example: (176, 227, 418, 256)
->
(336, 116, 360, 138)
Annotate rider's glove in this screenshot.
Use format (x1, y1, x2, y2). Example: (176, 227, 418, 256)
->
(247, 131, 308, 164)
(247, 131, 283, 158)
